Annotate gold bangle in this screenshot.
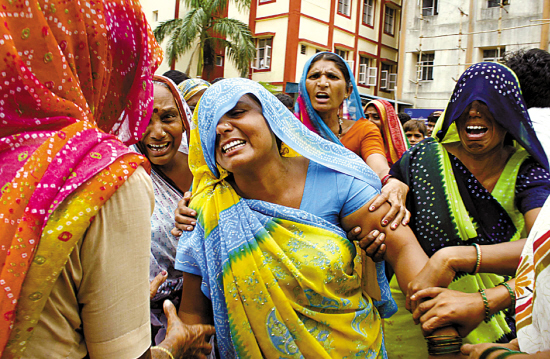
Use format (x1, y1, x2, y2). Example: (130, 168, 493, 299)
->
(470, 243, 482, 275)
(151, 346, 175, 359)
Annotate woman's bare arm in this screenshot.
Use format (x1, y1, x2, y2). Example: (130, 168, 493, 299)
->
(365, 154, 411, 229)
(179, 272, 214, 326)
(341, 199, 428, 293)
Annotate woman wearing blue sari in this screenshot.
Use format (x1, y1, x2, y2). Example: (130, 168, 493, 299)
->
(174, 78, 439, 358)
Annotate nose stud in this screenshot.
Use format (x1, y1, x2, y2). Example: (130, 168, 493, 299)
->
(161, 131, 167, 136)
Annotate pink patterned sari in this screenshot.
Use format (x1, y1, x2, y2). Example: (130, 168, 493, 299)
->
(0, 1, 162, 356)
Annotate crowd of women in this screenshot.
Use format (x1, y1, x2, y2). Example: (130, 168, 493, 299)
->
(1, 1, 550, 359)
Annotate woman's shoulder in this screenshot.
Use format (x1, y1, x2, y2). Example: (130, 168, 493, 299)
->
(349, 118, 379, 133)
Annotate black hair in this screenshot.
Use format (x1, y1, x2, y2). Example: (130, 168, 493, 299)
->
(504, 48, 550, 108)
(398, 112, 411, 126)
(310, 52, 352, 88)
(162, 70, 190, 85)
(427, 111, 442, 124)
(211, 77, 225, 84)
(403, 119, 427, 137)
(274, 93, 295, 109)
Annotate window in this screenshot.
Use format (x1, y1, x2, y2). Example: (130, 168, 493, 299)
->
(358, 57, 377, 86)
(215, 55, 223, 67)
(253, 38, 272, 70)
(301, 45, 307, 55)
(338, 0, 351, 17)
(380, 63, 397, 90)
(152, 10, 158, 22)
(488, 0, 509, 7)
(335, 49, 348, 60)
(363, 0, 374, 26)
(483, 48, 505, 63)
(384, 6, 395, 35)
(417, 53, 434, 81)
(422, 0, 438, 16)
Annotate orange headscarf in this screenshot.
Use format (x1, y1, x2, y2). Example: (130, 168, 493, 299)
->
(365, 99, 408, 165)
(0, 1, 162, 356)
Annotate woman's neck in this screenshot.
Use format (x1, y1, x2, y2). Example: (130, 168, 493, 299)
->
(319, 109, 340, 130)
(157, 152, 193, 193)
(230, 155, 309, 209)
(445, 143, 515, 192)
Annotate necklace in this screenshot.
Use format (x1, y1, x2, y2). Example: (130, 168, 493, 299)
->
(337, 115, 343, 139)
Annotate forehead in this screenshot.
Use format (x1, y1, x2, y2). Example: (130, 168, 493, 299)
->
(365, 105, 378, 113)
(307, 59, 344, 75)
(154, 84, 175, 101)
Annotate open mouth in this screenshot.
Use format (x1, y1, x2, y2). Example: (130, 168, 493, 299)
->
(315, 93, 330, 100)
(222, 140, 246, 154)
(465, 125, 488, 138)
(147, 143, 170, 153)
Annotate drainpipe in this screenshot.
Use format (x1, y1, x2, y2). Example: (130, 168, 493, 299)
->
(541, 0, 550, 51)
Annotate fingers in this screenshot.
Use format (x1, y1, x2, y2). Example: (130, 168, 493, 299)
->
(381, 205, 399, 228)
(460, 344, 474, 355)
(388, 206, 408, 230)
(410, 287, 445, 303)
(198, 324, 216, 338)
(163, 300, 179, 324)
(347, 226, 362, 241)
(359, 230, 386, 258)
(173, 195, 197, 233)
(368, 193, 388, 214)
(402, 208, 411, 226)
(371, 243, 386, 262)
(150, 270, 168, 299)
(171, 227, 183, 237)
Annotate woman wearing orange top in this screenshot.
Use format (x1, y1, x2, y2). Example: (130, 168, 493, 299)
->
(296, 52, 409, 227)
(364, 99, 409, 166)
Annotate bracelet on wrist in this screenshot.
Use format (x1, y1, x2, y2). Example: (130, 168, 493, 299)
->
(381, 174, 392, 186)
(479, 288, 491, 323)
(498, 281, 516, 315)
(496, 351, 526, 359)
(151, 346, 175, 359)
(470, 243, 482, 275)
(425, 335, 463, 356)
(479, 346, 525, 359)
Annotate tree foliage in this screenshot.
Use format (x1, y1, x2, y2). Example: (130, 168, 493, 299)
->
(154, 0, 255, 77)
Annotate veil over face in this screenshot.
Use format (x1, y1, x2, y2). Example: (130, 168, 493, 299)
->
(434, 62, 548, 171)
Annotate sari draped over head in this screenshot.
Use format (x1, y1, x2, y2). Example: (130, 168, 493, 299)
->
(176, 78, 396, 359)
(0, 1, 162, 356)
(385, 62, 550, 357)
(515, 197, 550, 353)
(178, 78, 211, 102)
(134, 75, 193, 344)
(295, 52, 366, 143)
(365, 99, 408, 165)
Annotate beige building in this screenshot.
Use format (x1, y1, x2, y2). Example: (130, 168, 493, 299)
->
(398, 0, 550, 111)
(141, 0, 406, 105)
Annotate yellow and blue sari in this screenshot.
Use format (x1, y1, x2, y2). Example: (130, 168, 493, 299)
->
(175, 78, 397, 359)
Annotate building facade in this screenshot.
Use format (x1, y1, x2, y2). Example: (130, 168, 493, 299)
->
(142, 0, 404, 105)
(398, 0, 550, 110)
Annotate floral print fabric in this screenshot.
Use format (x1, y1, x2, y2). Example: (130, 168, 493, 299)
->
(175, 78, 395, 358)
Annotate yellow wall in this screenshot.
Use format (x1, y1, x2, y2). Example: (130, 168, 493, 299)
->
(251, 18, 289, 82)
(301, 0, 331, 23)
(298, 17, 329, 46)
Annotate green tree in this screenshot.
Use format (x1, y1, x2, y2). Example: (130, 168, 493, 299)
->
(154, 0, 255, 77)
